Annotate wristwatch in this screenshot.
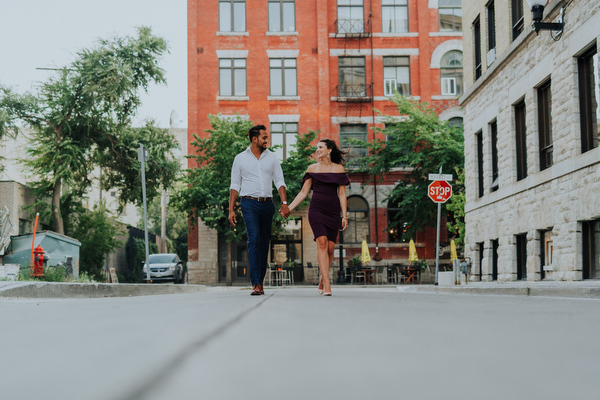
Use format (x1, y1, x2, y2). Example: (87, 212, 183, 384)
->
(282, 201, 288, 205)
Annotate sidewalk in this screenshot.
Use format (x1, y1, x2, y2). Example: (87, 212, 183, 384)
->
(397, 280, 600, 299)
(0, 281, 207, 298)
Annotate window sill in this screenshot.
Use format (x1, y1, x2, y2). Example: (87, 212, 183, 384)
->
(372, 32, 418, 37)
(217, 96, 249, 101)
(217, 32, 249, 36)
(429, 32, 463, 37)
(431, 95, 460, 100)
(374, 96, 420, 101)
(266, 32, 298, 36)
(268, 96, 300, 101)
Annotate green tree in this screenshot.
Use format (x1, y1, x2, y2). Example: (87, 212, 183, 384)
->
(65, 202, 123, 281)
(360, 95, 464, 242)
(0, 27, 173, 234)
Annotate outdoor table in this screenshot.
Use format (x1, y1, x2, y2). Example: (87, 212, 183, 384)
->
(362, 267, 376, 284)
(402, 267, 419, 284)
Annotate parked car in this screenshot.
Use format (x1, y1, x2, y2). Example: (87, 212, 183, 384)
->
(142, 253, 185, 283)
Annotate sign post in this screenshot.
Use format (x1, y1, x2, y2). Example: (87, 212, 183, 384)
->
(428, 170, 453, 285)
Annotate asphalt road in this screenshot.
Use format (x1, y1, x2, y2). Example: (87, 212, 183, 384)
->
(1, 287, 599, 400)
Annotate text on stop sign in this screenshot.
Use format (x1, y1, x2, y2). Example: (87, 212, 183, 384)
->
(429, 186, 451, 197)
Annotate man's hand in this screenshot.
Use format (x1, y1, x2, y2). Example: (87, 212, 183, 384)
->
(228, 210, 237, 226)
(280, 204, 290, 218)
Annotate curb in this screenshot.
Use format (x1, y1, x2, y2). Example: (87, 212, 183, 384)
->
(0, 282, 207, 298)
(396, 284, 600, 299)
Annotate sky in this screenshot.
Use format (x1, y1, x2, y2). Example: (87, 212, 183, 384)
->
(0, 0, 187, 128)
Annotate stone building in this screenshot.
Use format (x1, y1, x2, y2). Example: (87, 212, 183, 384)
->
(187, 0, 465, 284)
(460, 0, 600, 281)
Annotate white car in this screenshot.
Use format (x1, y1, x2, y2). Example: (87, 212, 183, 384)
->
(143, 253, 185, 283)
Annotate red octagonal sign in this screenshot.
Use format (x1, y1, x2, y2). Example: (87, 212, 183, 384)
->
(428, 180, 452, 203)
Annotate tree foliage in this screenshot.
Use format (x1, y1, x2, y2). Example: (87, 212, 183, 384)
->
(65, 201, 123, 281)
(359, 95, 465, 241)
(0, 27, 173, 234)
(173, 115, 317, 243)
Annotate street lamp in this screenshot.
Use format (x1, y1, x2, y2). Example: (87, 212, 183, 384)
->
(525, 0, 565, 37)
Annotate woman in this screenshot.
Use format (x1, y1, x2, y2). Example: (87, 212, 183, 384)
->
(286, 139, 349, 296)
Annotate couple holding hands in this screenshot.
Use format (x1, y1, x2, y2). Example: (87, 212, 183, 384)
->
(228, 125, 349, 296)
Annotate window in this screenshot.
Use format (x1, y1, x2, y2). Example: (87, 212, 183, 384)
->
(219, 58, 246, 96)
(448, 117, 463, 128)
(490, 120, 499, 191)
(340, 124, 368, 167)
(473, 17, 482, 80)
(441, 51, 463, 95)
(268, 0, 295, 32)
(345, 196, 370, 243)
(476, 130, 484, 198)
(270, 58, 297, 96)
(383, 56, 410, 96)
(271, 219, 303, 267)
(578, 46, 600, 153)
(337, 0, 364, 34)
(582, 220, 600, 280)
(338, 57, 367, 97)
(539, 229, 552, 280)
(387, 198, 409, 243)
(382, 0, 408, 33)
(439, 0, 462, 32)
(491, 239, 499, 281)
(487, 1, 496, 51)
(516, 233, 527, 280)
(271, 122, 298, 160)
(538, 80, 553, 170)
(511, 0, 524, 41)
(515, 100, 527, 181)
(219, 0, 246, 32)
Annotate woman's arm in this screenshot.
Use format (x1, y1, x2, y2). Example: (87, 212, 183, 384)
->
(338, 184, 348, 230)
(288, 178, 312, 212)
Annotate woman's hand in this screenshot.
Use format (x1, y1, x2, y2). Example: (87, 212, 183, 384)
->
(341, 217, 348, 230)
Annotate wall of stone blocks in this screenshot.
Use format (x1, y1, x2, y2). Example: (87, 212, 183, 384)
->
(461, 0, 600, 281)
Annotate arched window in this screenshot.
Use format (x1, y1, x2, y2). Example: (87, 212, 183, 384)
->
(387, 198, 409, 243)
(440, 50, 463, 96)
(345, 196, 370, 243)
(448, 117, 463, 128)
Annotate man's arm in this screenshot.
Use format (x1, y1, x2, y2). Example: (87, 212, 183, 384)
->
(229, 189, 239, 226)
(278, 185, 290, 217)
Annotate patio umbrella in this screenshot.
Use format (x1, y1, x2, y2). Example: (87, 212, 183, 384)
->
(408, 239, 419, 263)
(361, 240, 371, 265)
(450, 239, 458, 261)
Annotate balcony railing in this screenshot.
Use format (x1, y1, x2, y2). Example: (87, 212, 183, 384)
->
(335, 19, 371, 37)
(336, 84, 372, 102)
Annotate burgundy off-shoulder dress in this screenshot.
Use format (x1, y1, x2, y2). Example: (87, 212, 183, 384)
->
(302, 172, 350, 242)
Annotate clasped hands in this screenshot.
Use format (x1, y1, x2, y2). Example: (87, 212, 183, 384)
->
(279, 204, 291, 219)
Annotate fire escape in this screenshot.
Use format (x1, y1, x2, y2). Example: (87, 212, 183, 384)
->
(333, 12, 374, 118)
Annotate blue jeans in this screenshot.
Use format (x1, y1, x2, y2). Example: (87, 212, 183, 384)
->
(240, 198, 275, 286)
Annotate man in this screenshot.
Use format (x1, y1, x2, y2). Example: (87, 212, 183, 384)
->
(229, 125, 290, 295)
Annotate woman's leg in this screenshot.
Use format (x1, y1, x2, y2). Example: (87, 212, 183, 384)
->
(315, 236, 331, 292)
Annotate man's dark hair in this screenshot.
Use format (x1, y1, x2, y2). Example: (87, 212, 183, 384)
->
(248, 125, 267, 142)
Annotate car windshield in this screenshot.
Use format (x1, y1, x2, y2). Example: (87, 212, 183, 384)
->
(148, 254, 177, 264)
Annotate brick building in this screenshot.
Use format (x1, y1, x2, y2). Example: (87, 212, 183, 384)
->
(461, 0, 600, 281)
(187, 0, 464, 284)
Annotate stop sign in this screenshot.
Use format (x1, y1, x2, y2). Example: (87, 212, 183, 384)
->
(428, 180, 452, 203)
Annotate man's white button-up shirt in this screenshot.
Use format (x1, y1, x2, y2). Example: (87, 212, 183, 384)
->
(230, 147, 286, 198)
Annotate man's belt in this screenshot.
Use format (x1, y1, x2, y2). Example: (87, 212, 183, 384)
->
(241, 196, 272, 202)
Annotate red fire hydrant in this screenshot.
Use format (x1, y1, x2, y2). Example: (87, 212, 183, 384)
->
(32, 245, 47, 277)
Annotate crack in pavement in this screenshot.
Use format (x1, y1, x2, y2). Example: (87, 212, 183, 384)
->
(116, 291, 277, 400)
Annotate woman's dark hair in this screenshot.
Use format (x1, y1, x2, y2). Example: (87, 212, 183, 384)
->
(319, 139, 347, 165)
(248, 125, 267, 142)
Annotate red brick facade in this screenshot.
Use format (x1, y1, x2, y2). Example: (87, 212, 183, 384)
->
(188, 0, 462, 276)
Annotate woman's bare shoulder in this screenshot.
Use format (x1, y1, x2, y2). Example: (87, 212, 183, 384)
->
(334, 164, 346, 173)
(307, 163, 318, 172)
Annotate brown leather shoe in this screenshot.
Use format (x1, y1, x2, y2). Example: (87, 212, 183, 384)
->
(259, 284, 264, 295)
(250, 285, 261, 295)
